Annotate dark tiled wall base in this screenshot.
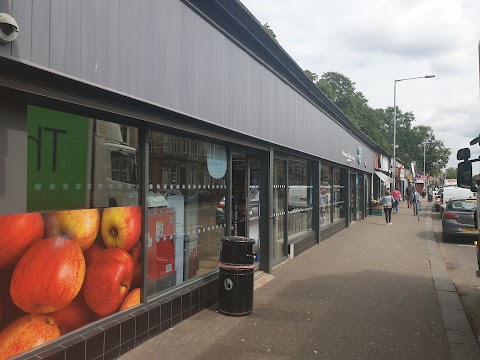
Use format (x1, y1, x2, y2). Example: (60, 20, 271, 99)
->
(293, 233, 316, 257)
(25, 278, 219, 360)
(320, 221, 347, 241)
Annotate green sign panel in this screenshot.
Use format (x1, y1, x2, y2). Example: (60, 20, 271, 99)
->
(27, 106, 90, 211)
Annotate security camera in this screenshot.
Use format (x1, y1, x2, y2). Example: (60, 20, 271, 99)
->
(0, 13, 19, 43)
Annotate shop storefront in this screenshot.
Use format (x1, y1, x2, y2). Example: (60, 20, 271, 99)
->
(0, 1, 379, 359)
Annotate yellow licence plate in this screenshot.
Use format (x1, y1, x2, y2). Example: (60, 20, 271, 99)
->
(462, 228, 479, 232)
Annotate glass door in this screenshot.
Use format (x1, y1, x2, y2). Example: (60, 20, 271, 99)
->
(273, 159, 287, 262)
(350, 173, 357, 222)
(248, 159, 260, 263)
(231, 153, 262, 264)
(356, 173, 363, 220)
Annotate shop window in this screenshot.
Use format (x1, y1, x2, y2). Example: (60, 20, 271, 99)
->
(320, 165, 332, 228)
(111, 151, 136, 183)
(147, 130, 227, 297)
(333, 167, 345, 222)
(273, 159, 286, 261)
(287, 157, 312, 239)
(0, 105, 144, 359)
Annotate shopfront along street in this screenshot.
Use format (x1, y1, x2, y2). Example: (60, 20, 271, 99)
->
(118, 202, 480, 360)
(0, 1, 478, 360)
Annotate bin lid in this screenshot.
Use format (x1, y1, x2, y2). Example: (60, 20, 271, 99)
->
(221, 236, 255, 244)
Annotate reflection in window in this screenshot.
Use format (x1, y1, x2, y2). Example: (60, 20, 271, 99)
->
(273, 159, 286, 261)
(287, 157, 312, 239)
(320, 165, 332, 228)
(111, 151, 136, 184)
(27, 106, 140, 211)
(333, 167, 345, 222)
(147, 130, 227, 297)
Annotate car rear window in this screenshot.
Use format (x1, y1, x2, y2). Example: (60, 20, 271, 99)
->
(449, 199, 476, 211)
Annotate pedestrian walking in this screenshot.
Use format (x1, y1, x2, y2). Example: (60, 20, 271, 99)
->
(380, 190, 394, 226)
(392, 187, 401, 214)
(410, 188, 421, 216)
(405, 181, 414, 208)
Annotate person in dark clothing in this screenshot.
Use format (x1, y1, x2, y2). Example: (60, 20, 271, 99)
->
(405, 181, 414, 208)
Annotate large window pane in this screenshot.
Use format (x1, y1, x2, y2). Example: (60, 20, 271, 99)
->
(273, 159, 286, 261)
(0, 106, 144, 359)
(147, 131, 227, 297)
(333, 167, 345, 222)
(320, 165, 332, 227)
(287, 157, 312, 239)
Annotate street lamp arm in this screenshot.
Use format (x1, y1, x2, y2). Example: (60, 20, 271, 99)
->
(395, 75, 435, 82)
(392, 74, 435, 191)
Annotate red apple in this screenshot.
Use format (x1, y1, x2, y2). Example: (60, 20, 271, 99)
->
(129, 241, 141, 262)
(101, 206, 141, 251)
(0, 213, 44, 268)
(131, 260, 141, 288)
(0, 314, 60, 360)
(84, 242, 105, 267)
(82, 248, 134, 316)
(119, 288, 140, 311)
(50, 296, 91, 335)
(0, 268, 26, 332)
(44, 209, 100, 251)
(10, 237, 86, 314)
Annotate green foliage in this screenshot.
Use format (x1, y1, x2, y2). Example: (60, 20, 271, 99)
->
(307, 70, 450, 176)
(445, 167, 457, 179)
(304, 70, 319, 83)
(262, 23, 277, 41)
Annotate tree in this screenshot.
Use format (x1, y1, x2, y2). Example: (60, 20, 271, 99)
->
(445, 167, 457, 179)
(304, 70, 318, 83)
(311, 71, 450, 176)
(262, 23, 277, 42)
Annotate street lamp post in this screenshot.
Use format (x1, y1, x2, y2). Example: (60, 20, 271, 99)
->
(392, 75, 435, 191)
(423, 142, 428, 188)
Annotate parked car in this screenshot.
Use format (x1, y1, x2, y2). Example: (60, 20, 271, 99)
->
(434, 187, 444, 212)
(440, 186, 476, 213)
(441, 198, 478, 241)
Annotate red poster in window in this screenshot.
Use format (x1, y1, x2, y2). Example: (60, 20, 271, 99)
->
(147, 208, 176, 281)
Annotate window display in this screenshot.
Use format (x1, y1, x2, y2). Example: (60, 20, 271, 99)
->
(273, 159, 286, 261)
(333, 167, 345, 222)
(320, 165, 332, 227)
(0, 106, 143, 359)
(287, 157, 312, 239)
(147, 131, 227, 296)
(0, 205, 143, 358)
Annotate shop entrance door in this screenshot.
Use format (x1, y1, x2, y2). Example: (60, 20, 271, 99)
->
(350, 173, 357, 222)
(231, 153, 261, 263)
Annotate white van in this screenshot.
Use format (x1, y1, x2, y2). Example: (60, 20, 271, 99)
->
(440, 186, 476, 213)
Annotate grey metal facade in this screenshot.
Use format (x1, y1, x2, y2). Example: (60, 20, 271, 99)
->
(0, 0, 374, 172)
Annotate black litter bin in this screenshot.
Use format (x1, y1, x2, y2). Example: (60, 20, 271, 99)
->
(218, 236, 256, 316)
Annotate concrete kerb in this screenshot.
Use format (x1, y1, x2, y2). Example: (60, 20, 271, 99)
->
(424, 205, 480, 359)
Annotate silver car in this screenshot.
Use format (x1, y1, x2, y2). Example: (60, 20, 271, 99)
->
(441, 198, 477, 241)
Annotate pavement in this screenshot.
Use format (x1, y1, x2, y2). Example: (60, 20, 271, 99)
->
(119, 202, 480, 360)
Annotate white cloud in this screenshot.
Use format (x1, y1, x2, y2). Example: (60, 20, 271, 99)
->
(240, 0, 480, 170)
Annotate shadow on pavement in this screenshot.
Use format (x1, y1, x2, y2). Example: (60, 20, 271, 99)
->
(138, 270, 450, 360)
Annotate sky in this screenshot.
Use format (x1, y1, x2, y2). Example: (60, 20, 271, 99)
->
(240, 0, 480, 173)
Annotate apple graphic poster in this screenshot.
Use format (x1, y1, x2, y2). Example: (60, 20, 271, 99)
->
(0, 205, 143, 360)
